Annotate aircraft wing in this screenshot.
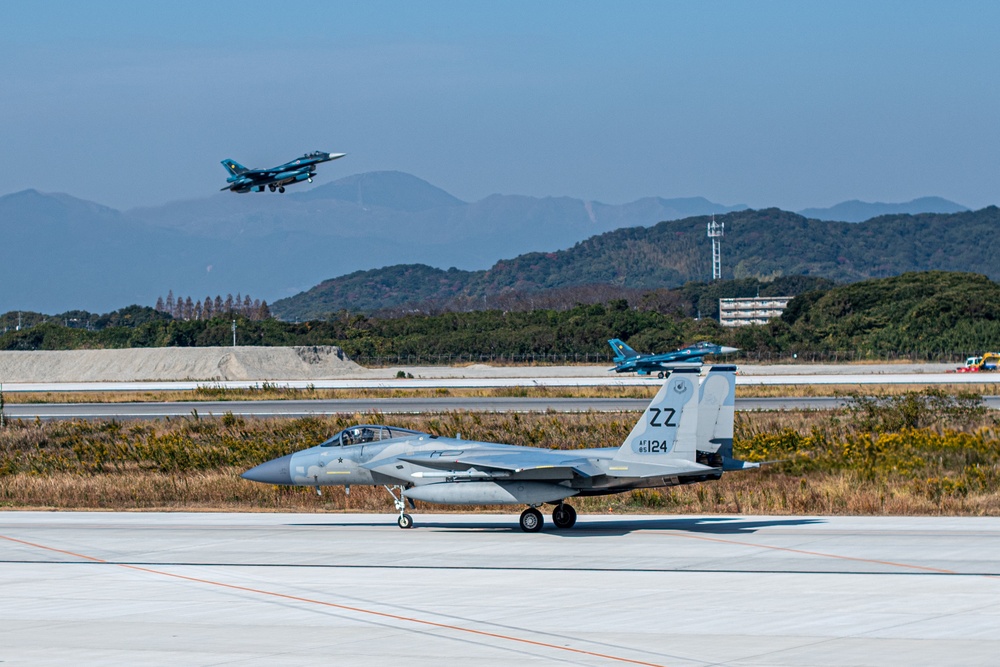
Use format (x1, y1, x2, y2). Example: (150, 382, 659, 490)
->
(398, 450, 604, 478)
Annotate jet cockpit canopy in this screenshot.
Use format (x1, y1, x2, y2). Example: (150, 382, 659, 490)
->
(320, 424, 425, 447)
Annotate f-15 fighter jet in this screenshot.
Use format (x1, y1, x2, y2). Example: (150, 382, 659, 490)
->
(242, 365, 759, 532)
(220, 151, 345, 193)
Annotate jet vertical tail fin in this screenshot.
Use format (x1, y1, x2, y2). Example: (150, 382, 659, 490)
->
(609, 338, 639, 361)
(612, 367, 701, 466)
(695, 365, 757, 470)
(221, 159, 249, 176)
(696, 365, 736, 459)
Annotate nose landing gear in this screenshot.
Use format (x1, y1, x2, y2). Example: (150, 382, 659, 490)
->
(385, 485, 414, 529)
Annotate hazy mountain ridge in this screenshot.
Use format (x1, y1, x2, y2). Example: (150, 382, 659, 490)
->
(0, 174, 747, 312)
(797, 196, 967, 222)
(0, 173, 976, 313)
(271, 207, 1000, 320)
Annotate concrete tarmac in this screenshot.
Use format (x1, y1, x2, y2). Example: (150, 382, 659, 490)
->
(6, 396, 1000, 420)
(1, 512, 998, 666)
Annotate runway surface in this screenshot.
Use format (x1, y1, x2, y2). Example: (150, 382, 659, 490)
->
(3, 370, 999, 393)
(1, 511, 998, 665)
(5, 395, 1000, 420)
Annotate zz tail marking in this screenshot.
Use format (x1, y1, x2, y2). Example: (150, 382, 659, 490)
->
(649, 407, 677, 427)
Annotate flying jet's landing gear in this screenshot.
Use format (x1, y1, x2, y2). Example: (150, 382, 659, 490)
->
(384, 485, 413, 529)
(268, 184, 276, 192)
(657, 371, 665, 379)
(278, 186, 285, 193)
(519, 507, 544, 532)
(551, 503, 577, 529)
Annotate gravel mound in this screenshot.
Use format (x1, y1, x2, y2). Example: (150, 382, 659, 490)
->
(0, 346, 360, 382)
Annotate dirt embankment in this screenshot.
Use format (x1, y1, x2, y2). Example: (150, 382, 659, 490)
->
(0, 346, 360, 382)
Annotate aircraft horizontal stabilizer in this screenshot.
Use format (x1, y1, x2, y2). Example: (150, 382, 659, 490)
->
(721, 457, 761, 471)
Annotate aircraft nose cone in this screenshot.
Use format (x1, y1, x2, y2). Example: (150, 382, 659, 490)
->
(328, 152, 346, 160)
(720, 346, 739, 354)
(242, 453, 294, 485)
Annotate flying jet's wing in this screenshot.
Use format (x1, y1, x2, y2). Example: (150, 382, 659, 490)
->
(398, 450, 604, 478)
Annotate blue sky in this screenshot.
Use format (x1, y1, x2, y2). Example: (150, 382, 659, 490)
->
(2, 1, 997, 210)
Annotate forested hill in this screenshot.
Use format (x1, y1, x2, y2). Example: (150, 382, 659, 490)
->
(272, 207, 1000, 320)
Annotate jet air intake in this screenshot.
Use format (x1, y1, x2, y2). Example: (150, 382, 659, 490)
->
(403, 481, 577, 505)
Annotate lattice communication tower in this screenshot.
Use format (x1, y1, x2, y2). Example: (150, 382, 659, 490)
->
(707, 215, 724, 281)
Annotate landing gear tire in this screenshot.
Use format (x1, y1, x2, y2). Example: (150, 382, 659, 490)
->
(551, 503, 577, 529)
(384, 485, 414, 530)
(519, 507, 544, 532)
(268, 184, 276, 192)
(657, 371, 665, 379)
(278, 186, 285, 193)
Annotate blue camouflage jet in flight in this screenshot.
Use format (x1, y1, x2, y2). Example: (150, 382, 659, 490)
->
(242, 366, 759, 532)
(609, 339, 739, 378)
(220, 151, 345, 193)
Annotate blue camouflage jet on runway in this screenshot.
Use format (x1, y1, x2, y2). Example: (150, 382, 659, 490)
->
(609, 339, 738, 378)
(220, 151, 345, 193)
(242, 365, 759, 532)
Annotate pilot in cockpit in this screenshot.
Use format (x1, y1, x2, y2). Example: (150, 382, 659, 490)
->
(341, 427, 377, 446)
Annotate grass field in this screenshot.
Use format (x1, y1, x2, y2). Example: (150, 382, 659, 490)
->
(1, 389, 997, 515)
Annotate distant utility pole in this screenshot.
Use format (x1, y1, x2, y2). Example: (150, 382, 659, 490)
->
(232, 320, 237, 347)
(707, 216, 724, 281)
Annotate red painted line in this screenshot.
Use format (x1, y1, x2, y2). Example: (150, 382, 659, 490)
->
(0, 533, 667, 667)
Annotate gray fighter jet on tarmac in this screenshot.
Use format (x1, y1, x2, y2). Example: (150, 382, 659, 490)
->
(242, 366, 759, 531)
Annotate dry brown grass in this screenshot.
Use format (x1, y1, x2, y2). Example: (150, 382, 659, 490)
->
(0, 385, 657, 404)
(6, 469, 999, 516)
(2, 395, 998, 516)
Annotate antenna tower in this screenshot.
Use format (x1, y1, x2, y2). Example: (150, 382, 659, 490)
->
(707, 215, 724, 281)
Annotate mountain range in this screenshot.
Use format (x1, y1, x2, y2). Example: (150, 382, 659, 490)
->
(271, 207, 1000, 320)
(798, 196, 967, 222)
(0, 171, 971, 313)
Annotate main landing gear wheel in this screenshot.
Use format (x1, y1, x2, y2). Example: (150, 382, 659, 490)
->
(551, 503, 577, 529)
(278, 186, 285, 193)
(397, 514, 413, 529)
(657, 371, 665, 379)
(268, 184, 276, 192)
(519, 507, 544, 532)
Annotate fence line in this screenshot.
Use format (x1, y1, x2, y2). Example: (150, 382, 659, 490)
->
(352, 350, 971, 367)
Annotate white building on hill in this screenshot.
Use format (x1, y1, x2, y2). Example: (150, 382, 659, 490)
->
(719, 296, 793, 327)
